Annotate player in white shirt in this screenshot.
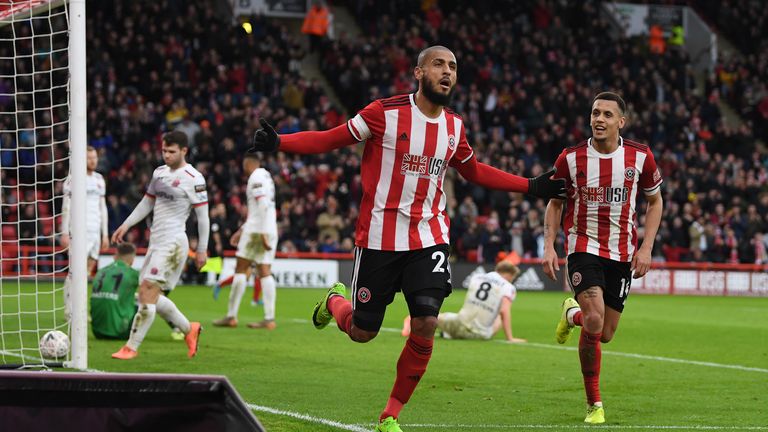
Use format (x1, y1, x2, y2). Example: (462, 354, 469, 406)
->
(60, 146, 108, 318)
(213, 153, 278, 329)
(109, 130, 208, 360)
(402, 261, 527, 342)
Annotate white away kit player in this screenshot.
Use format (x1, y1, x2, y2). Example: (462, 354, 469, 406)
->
(403, 261, 526, 342)
(109, 130, 208, 360)
(61, 146, 108, 318)
(213, 152, 278, 329)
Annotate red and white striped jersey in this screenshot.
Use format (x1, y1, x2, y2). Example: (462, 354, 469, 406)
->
(346, 93, 474, 251)
(553, 137, 662, 262)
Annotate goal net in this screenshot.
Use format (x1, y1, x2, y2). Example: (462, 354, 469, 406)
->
(0, 0, 86, 369)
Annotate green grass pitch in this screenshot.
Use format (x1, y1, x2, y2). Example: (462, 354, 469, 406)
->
(3, 283, 768, 431)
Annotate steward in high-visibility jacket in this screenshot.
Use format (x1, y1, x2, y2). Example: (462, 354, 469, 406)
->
(302, 3, 329, 37)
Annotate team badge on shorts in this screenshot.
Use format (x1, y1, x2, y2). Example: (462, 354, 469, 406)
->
(624, 167, 636, 180)
(571, 271, 582, 287)
(151, 267, 159, 275)
(357, 287, 371, 303)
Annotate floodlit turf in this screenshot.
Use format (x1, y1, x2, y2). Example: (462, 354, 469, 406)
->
(3, 283, 768, 431)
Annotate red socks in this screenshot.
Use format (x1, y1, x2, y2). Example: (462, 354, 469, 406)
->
(572, 310, 584, 326)
(327, 295, 353, 334)
(380, 333, 433, 421)
(219, 275, 234, 287)
(579, 330, 602, 405)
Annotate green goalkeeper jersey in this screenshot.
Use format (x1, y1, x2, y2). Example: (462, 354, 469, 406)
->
(90, 260, 139, 339)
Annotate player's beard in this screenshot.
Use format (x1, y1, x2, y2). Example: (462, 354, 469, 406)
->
(421, 76, 454, 106)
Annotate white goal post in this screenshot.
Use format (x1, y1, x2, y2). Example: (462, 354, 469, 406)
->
(0, 0, 87, 369)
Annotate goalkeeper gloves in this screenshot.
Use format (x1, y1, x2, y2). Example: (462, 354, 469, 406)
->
(249, 118, 280, 153)
(528, 168, 567, 200)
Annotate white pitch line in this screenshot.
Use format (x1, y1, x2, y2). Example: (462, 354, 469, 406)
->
(246, 402, 768, 432)
(496, 341, 768, 374)
(247, 404, 369, 432)
(289, 318, 768, 374)
(393, 424, 768, 430)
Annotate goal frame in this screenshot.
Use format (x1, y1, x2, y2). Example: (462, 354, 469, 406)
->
(67, 0, 87, 370)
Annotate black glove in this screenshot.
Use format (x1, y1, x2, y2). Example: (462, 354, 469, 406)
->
(528, 168, 567, 200)
(249, 118, 280, 153)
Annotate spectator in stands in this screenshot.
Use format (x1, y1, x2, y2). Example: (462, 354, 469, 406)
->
(302, 1, 331, 53)
(316, 195, 344, 245)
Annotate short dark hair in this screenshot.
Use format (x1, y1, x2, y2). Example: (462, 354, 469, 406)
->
(593, 92, 626, 115)
(244, 152, 262, 161)
(116, 242, 136, 257)
(162, 130, 189, 148)
(417, 45, 453, 67)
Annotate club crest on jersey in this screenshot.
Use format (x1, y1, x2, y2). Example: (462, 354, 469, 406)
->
(401, 153, 446, 178)
(357, 287, 371, 303)
(571, 271, 582, 287)
(448, 134, 456, 150)
(624, 167, 636, 181)
(172, 179, 181, 187)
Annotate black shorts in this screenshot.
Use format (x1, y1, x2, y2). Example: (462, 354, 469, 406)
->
(351, 244, 452, 331)
(567, 252, 632, 313)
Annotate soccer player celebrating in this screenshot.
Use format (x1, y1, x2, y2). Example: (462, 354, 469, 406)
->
(542, 92, 663, 424)
(90, 242, 140, 340)
(110, 131, 208, 360)
(250, 45, 566, 431)
(213, 152, 278, 329)
(60, 146, 108, 318)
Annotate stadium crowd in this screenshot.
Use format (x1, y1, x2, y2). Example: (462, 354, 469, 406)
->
(695, 0, 768, 144)
(323, 0, 768, 264)
(2, 0, 766, 271)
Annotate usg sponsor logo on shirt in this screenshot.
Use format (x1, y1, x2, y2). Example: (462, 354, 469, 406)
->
(401, 153, 447, 178)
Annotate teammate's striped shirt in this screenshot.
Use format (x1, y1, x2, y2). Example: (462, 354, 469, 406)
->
(553, 137, 662, 262)
(145, 164, 208, 247)
(346, 93, 474, 251)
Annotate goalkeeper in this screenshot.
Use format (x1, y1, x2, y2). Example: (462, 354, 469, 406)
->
(90, 243, 140, 339)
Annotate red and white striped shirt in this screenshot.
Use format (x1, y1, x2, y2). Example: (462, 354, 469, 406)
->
(347, 93, 474, 251)
(553, 137, 662, 262)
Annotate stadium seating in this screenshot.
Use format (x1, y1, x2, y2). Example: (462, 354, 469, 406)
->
(3, 0, 763, 267)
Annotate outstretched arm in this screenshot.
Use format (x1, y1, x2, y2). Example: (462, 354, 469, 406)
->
(250, 119, 358, 155)
(453, 156, 566, 200)
(453, 156, 529, 192)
